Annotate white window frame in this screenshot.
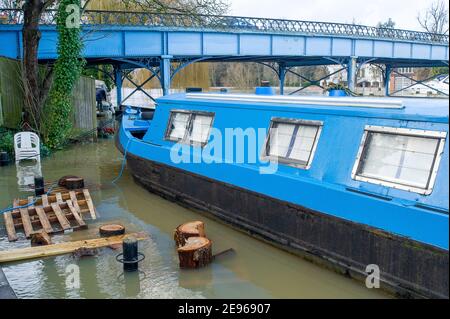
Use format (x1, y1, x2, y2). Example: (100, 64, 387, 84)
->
(165, 109, 215, 147)
(351, 125, 447, 195)
(261, 118, 324, 170)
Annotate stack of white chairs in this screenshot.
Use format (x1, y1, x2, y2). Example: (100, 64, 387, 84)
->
(14, 132, 41, 162)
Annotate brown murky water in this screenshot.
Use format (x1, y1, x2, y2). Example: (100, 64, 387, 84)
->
(0, 139, 389, 299)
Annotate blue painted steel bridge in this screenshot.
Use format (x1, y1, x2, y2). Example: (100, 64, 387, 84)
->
(0, 9, 448, 105)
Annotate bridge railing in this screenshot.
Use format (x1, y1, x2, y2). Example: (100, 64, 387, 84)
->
(0, 8, 448, 44)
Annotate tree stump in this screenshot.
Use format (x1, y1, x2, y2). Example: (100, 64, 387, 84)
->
(58, 176, 85, 190)
(174, 221, 206, 248)
(99, 224, 126, 237)
(31, 231, 52, 246)
(72, 247, 98, 259)
(177, 237, 212, 269)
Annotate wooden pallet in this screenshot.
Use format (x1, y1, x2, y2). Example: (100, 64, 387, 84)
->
(3, 189, 96, 242)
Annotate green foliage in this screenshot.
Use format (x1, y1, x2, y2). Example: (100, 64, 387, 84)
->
(431, 67, 449, 77)
(44, 0, 85, 149)
(377, 18, 396, 29)
(83, 65, 115, 91)
(0, 128, 14, 156)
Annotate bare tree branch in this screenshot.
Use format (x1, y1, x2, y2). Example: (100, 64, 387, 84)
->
(417, 0, 449, 34)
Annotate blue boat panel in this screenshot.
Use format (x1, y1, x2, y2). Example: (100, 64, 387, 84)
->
(118, 95, 450, 249)
(354, 39, 373, 57)
(331, 38, 352, 56)
(393, 42, 412, 58)
(373, 40, 393, 58)
(412, 43, 431, 59)
(124, 31, 163, 56)
(38, 30, 58, 59)
(431, 45, 448, 60)
(0, 31, 18, 58)
(168, 32, 202, 56)
(239, 34, 271, 55)
(203, 33, 238, 55)
(305, 37, 332, 56)
(272, 35, 305, 56)
(83, 31, 123, 57)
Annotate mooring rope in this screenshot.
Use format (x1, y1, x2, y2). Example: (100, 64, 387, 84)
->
(0, 182, 58, 215)
(112, 137, 132, 184)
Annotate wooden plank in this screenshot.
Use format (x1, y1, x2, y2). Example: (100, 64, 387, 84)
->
(4, 212, 18, 242)
(35, 207, 53, 234)
(13, 199, 19, 214)
(55, 193, 63, 204)
(28, 196, 35, 209)
(69, 191, 81, 214)
(17, 191, 85, 206)
(50, 203, 71, 231)
(41, 194, 49, 207)
(66, 200, 86, 229)
(19, 208, 34, 239)
(83, 189, 97, 220)
(0, 233, 148, 264)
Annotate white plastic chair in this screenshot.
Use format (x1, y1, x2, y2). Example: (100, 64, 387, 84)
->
(14, 132, 41, 162)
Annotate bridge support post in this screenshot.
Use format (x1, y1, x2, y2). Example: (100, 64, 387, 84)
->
(279, 64, 286, 95)
(347, 57, 357, 92)
(385, 65, 392, 96)
(160, 56, 172, 96)
(114, 65, 123, 109)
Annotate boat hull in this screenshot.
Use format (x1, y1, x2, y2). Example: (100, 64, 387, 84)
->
(117, 136, 448, 299)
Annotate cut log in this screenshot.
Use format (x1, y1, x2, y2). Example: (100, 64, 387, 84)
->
(174, 221, 206, 248)
(58, 175, 83, 188)
(177, 237, 212, 269)
(99, 224, 125, 237)
(31, 231, 52, 246)
(72, 247, 98, 258)
(65, 178, 85, 190)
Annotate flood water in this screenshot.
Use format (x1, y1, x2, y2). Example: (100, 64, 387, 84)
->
(0, 139, 389, 299)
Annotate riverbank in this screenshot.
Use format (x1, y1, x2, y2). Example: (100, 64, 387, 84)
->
(0, 266, 16, 299)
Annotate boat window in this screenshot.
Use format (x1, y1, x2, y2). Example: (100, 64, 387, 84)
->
(165, 110, 214, 146)
(168, 112, 190, 141)
(188, 114, 214, 145)
(263, 118, 323, 169)
(352, 126, 447, 195)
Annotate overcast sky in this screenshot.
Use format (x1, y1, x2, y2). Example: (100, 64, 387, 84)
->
(229, 0, 445, 31)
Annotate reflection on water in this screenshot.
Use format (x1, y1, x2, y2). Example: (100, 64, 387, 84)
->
(0, 139, 389, 299)
(16, 160, 42, 191)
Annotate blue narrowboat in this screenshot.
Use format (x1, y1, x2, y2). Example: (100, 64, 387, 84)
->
(116, 92, 449, 298)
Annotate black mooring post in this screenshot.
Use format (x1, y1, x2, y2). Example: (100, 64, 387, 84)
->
(123, 237, 139, 272)
(34, 176, 45, 197)
(0, 152, 9, 167)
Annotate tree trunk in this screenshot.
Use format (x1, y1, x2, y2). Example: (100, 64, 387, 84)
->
(22, 0, 54, 131)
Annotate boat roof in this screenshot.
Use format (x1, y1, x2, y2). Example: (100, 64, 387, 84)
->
(157, 93, 449, 124)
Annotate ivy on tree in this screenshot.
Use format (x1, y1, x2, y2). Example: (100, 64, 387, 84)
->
(44, 0, 85, 149)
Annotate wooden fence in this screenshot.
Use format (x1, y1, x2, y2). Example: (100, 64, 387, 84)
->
(0, 57, 23, 128)
(0, 57, 96, 135)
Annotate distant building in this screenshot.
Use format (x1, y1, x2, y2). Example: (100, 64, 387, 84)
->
(390, 67, 415, 94)
(326, 64, 384, 95)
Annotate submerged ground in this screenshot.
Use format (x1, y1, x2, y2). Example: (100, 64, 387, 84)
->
(0, 139, 388, 299)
